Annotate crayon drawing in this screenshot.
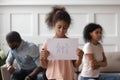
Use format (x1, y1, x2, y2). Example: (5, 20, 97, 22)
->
(56, 43, 69, 54)
(47, 38, 78, 60)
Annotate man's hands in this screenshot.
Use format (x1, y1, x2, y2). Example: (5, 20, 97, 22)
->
(7, 65, 16, 73)
(24, 76, 31, 80)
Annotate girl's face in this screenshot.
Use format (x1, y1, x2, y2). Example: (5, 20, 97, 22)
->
(90, 28, 102, 42)
(54, 20, 69, 38)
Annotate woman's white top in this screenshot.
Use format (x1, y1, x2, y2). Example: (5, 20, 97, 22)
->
(81, 42, 104, 78)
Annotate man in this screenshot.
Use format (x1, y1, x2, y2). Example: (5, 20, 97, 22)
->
(6, 31, 47, 80)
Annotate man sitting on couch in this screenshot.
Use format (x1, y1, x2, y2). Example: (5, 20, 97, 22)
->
(5, 31, 47, 80)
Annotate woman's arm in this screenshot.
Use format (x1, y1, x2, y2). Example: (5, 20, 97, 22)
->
(86, 53, 99, 70)
(40, 49, 49, 68)
(97, 52, 107, 67)
(6, 51, 16, 73)
(73, 49, 84, 68)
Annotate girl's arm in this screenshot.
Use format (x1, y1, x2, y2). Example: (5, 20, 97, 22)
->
(97, 52, 107, 67)
(73, 49, 84, 68)
(40, 49, 49, 68)
(86, 54, 99, 70)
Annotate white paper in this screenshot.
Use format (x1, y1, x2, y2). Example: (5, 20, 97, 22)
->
(47, 38, 78, 60)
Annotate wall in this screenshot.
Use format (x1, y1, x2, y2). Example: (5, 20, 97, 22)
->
(0, 0, 120, 5)
(0, 1, 120, 53)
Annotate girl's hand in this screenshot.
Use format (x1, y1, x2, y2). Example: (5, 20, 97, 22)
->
(40, 49, 49, 60)
(91, 60, 100, 69)
(86, 53, 100, 70)
(72, 48, 84, 68)
(77, 48, 84, 59)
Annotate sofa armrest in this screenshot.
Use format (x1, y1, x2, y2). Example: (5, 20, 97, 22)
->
(1, 64, 11, 80)
(1, 61, 19, 80)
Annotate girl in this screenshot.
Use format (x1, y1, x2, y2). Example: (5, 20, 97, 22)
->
(40, 6, 84, 80)
(80, 23, 107, 80)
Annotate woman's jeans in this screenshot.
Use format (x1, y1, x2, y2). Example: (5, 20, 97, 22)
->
(80, 76, 98, 80)
(80, 74, 120, 80)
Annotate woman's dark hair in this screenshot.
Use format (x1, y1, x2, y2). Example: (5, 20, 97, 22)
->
(45, 6, 71, 29)
(83, 23, 103, 43)
(6, 31, 22, 43)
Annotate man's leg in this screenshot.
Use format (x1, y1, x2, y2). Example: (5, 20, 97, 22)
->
(10, 69, 34, 80)
(36, 69, 48, 80)
(10, 70, 26, 80)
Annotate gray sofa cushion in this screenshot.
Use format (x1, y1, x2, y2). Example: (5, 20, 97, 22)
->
(100, 52, 120, 73)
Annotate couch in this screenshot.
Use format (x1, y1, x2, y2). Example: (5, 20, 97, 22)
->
(1, 52, 120, 80)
